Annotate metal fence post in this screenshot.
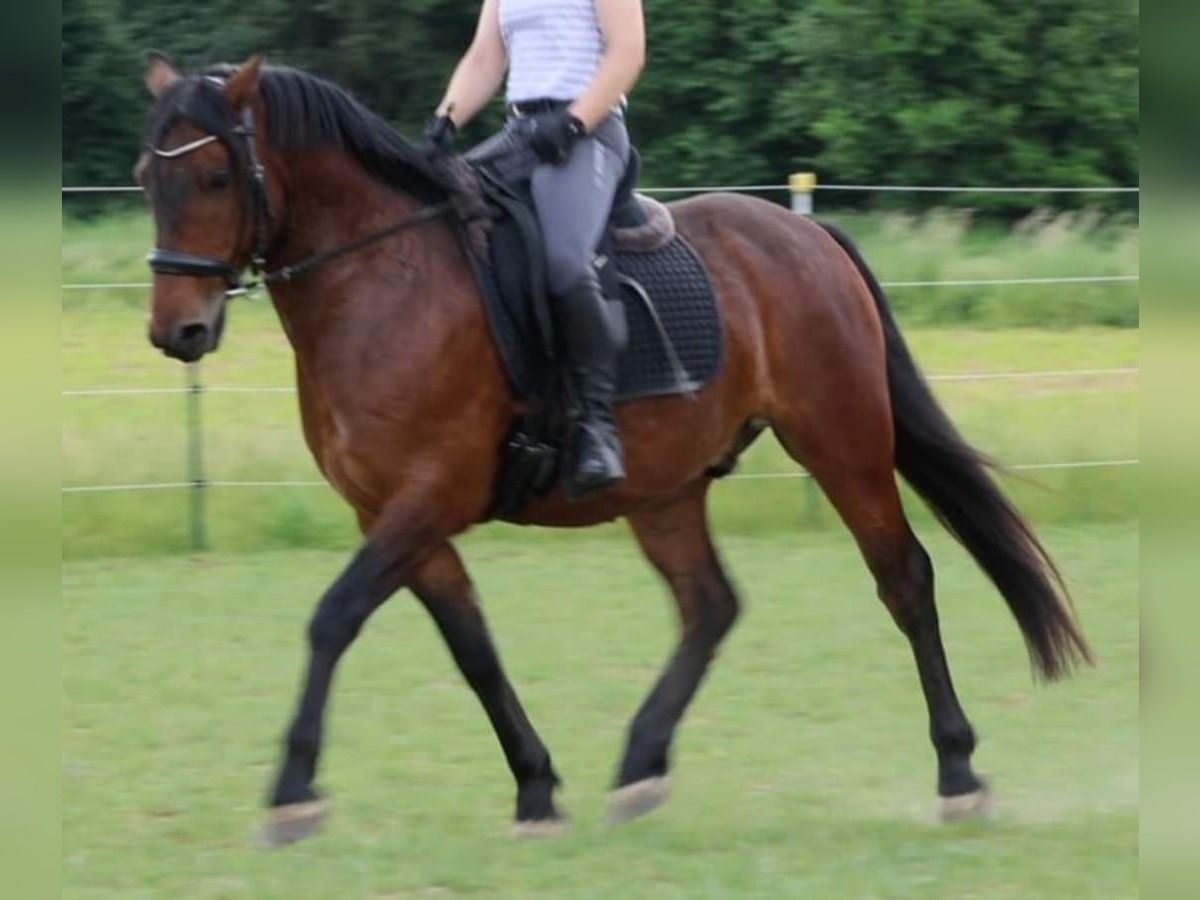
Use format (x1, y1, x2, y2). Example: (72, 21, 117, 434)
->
(789, 172, 821, 525)
(185, 362, 208, 551)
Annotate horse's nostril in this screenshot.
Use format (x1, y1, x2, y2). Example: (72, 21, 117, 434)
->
(177, 321, 210, 345)
(166, 321, 213, 361)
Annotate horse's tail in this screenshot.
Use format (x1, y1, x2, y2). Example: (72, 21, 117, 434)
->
(818, 220, 1093, 681)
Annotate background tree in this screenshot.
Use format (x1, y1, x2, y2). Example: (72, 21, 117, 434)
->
(775, 0, 1139, 201)
(62, 0, 145, 188)
(61, 0, 1139, 208)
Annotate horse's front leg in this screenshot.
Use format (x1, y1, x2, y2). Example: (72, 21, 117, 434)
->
(409, 543, 565, 835)
(260, 504, 439, 847)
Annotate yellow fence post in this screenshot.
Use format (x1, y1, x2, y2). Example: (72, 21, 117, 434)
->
(789, 172, 816, 216)
(790, 172, 819, 523)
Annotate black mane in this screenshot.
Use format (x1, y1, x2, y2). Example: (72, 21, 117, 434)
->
(146, 64, 448, 202)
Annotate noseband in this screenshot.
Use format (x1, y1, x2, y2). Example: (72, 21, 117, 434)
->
(146, 103, 456, 297)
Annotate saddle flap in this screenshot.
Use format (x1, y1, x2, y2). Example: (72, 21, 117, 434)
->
(478, 169, 556, 362)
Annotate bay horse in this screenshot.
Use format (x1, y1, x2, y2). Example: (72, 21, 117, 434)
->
(137, 55, 1091, 845)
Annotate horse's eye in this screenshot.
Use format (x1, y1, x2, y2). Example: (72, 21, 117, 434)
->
(205, 169, 232, 192)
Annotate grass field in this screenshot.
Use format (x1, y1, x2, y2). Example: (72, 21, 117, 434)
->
(62, 207, 1139, 896)
(63, 523, 1138, 899)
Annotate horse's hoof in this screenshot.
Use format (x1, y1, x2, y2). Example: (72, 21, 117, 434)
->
(511, 815, 571, 839)
(606, 776, 670, 825)
(257, 799, 328, 848)
(938, 786, 994, 823)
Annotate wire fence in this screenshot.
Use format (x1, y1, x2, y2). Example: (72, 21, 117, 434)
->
(61, 274, 1141, 292)
(61, 459, 1142, 495)
(62, 178, 1141, 547)
(61, 367, 1139, 398)
(62, 183, 1141, 195)
(61, 362, 1141, 500)
(61, 178, 1141, 293)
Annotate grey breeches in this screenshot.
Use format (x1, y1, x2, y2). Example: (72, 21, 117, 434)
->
(466, 113, 631, 295)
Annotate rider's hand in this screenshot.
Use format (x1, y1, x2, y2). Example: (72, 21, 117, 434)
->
(529, 109, 586, 166)
(419, 114, 457, 159)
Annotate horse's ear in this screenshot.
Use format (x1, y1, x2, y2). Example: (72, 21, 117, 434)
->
(145, 51, 180, 99)
(224, 55, 264, 111)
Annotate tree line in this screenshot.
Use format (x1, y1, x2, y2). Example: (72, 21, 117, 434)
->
(64, 0, 1138, 207)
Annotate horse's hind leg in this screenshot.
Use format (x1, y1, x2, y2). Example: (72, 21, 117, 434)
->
(609, 481, 740, 824)
(771, 409, 991, 821)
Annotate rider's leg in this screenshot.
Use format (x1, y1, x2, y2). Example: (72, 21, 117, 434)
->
(555, 271, 627, 498)
(531, 114, 631, 499)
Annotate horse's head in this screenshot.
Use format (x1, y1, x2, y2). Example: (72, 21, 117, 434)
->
(138, 53, 271, 362)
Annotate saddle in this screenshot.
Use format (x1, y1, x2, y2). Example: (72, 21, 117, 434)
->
(447, 149, 723, 517)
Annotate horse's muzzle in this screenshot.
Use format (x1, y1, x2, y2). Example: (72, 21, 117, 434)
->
(148, 304, 226, 362)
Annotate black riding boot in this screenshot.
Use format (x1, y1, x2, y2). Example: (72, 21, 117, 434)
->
(558, 274, 627, 500)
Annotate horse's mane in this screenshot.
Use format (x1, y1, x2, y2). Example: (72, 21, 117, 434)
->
(146, 63, 449, 203)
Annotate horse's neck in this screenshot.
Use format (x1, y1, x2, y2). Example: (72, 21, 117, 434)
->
(264, 151, 457, 377)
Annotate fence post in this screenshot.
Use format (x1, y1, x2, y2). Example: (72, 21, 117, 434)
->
(185, 362, 208, 551)
(789, 172, 821, 525)
(789, 171, 816, 216)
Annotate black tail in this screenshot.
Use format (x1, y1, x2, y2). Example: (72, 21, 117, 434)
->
(819, 221, 1092, 680)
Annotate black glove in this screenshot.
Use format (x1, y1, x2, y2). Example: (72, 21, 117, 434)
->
(529, 109, 586, 165)
(419, 114, 457, 159)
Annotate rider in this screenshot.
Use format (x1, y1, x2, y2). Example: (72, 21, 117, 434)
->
(422, 0, 646, 499)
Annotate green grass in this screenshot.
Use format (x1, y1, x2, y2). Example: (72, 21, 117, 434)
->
(60, 204, 1141, 894)
(62, 523, 1138, 899)
(832, 209, 1139, 328)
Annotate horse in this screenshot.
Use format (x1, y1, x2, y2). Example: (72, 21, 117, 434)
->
(136, 54, 1091, 846)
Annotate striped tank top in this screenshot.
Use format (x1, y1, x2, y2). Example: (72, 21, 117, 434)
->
(499, 0, 605, 104)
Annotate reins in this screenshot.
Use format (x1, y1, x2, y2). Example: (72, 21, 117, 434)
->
(257, 198, 457, 289)
(147, 103, 457, 298)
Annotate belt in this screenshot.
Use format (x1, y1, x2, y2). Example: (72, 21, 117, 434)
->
(507, 97, 628, 122)
(507, 98, 571, 118)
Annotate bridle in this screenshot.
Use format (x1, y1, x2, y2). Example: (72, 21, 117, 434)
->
(146, 107, 270, 295)
(146, 103, 456, 298)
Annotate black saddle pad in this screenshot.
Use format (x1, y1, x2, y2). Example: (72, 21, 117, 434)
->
(476, 231, 723, 404)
